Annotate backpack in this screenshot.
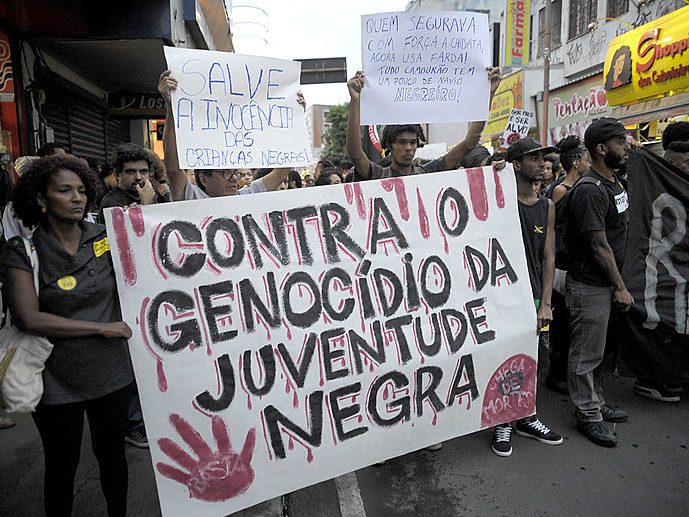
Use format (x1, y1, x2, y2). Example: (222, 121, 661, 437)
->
(554, 176, 606, 270)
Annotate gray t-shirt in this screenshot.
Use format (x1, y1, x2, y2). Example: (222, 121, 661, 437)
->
(184, 177, 267, 200)
(369, 156, 448, 179)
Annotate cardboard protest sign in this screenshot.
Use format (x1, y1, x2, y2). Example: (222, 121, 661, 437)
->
(105, 166, 537, 516)
(501, 108, 535, 146)
(163, 46, 312, 170)
(360, 11, 491, 125)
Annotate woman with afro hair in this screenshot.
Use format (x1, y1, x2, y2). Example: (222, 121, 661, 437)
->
(1, 154, 134, 516)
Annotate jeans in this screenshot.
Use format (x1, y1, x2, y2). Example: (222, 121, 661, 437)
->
(32, 384, 131, 517)
(566, 277, 613, 423)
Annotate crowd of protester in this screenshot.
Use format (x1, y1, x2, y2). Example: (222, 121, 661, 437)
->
(0, 64, 688, 516)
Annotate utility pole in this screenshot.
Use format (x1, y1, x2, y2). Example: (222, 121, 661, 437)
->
(541, 0, 552, 145)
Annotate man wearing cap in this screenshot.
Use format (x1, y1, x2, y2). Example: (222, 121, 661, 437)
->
(566, 117, 632, 447)
(490, 137, 563, 457)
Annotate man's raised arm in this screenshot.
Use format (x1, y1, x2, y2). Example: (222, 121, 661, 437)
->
(346, 72, 372, 179)
(158, 70, 188, 202)
(444, 67, 502, 169)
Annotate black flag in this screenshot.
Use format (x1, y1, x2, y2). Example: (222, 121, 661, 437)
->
(619, 148, 689, 383)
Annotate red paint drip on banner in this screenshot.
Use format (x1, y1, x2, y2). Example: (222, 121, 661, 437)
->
(493, 166, 505, 208)
(344, 183, 354, 204)
(111, 208, 137, 286)
(156, 357, 167, 392)
(466, 167, 489, 221)
(417, 187, 430, 238)
(128, 205, 145, 236)
(381, 178, 410, 221)
(353, 183, 366, 220)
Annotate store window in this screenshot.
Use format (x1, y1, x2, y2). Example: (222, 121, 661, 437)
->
(538, 0, 562, 56)
(569, 0, 598, 40)
(607, 0, 629, 19)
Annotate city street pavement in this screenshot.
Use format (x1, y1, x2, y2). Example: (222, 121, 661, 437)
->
(2, 374, 688, 516)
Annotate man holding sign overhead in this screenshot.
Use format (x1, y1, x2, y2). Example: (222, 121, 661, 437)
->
(346, 66, 501, 179)
(157, 46, 310, 202)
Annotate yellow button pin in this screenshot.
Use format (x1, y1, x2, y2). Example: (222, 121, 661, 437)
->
(57, 276, 77, 291)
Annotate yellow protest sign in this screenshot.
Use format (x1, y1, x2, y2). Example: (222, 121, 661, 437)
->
(485, 71, 523, 135)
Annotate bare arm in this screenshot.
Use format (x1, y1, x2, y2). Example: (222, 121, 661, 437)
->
(5, 267, 132, 339)
(552, 184, 567, 204)
(444, 67, 502, 169)
(260, 168, 290, 191)
(587, 230, 634, 310)
(158, 70, 188, 202)
(537, 200, 556, 331)
(346, 72, 372, 179)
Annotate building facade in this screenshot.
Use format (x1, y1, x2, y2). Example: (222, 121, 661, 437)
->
(305, 104, 332, 163)
(0, 0, 233, 165)
(491, 0, 688, 146)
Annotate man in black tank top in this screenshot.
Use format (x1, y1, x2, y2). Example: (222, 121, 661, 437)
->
(489, 138, 563, 457)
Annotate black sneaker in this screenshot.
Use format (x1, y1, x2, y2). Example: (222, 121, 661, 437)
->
(576, 420, 617, 447)
(125, 427, 149, 448)
(601, 403, 628, 423)
(491, 425, 513, 457)
(634, 380, 680, 402)
(515, 419, 563, 445)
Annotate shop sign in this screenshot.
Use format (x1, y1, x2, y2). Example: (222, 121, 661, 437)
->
(604, 6, 689, 106)
(485, 70, 523, 135)
(108, 92, 166, 117)
(547, 75, 611, 146)
(505, 0, 529, 66)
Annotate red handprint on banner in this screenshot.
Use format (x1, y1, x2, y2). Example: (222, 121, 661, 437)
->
(156, 413, 256, 502)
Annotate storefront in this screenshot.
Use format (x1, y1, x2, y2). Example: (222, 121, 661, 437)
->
(0, 28, 23, 163)
(603, 5, 689, 143)
(545, 74, 610, 146)
(0, 0, 233, 164)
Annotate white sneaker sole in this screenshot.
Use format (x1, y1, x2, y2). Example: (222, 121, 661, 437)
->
(125, 437, 149, 448)
(634, 386, 680, 402)
(515, 428, 563, 445)
(491, 444, 512, 457)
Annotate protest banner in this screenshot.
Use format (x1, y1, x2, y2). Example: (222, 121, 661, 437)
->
(501, 108, 535, 146)
(163, 46, 312, 170)
(105, 166, 537, 516)
(360, 11, 491, 125)
(619, 148, 689, 384)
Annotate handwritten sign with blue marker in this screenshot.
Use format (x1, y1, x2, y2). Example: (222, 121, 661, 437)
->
(163, 47, 312, 169)
(360, 11, 491, 125)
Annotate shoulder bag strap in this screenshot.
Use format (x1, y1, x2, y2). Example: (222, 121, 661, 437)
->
(22, 237, 40, 294)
